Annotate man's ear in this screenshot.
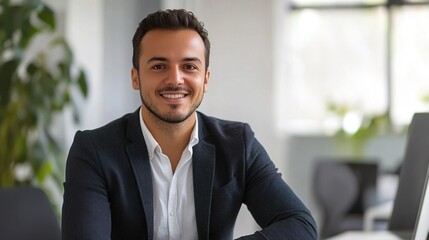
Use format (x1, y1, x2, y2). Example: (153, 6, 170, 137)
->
(131, 68, 140, 90)
(204, 69, 210, 93)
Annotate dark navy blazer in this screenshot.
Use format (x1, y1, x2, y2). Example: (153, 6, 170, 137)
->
(62, 109, 317, 240)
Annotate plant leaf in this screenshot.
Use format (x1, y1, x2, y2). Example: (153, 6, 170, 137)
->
(71, 100, 80, 123)
(27, 62, 39, 75)
(37, 5, 55, 30)
(36, 161, 52, 183)
(0, 60, 19, 107)
(50, 37, 73, 64)
(77, 70, 88, 97)
(20, 22, 39, 48)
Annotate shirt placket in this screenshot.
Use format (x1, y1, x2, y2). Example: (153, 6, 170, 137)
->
(168, 174, 179, 240)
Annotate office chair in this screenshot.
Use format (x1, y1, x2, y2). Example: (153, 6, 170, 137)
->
(314, 160, 380, 239)
(345, 161, 379, 215)
(0, 186, 61, 240)
(313, 160, 359, 239)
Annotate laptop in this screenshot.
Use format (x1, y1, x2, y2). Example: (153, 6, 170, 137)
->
(370, 167, 429, 240)
(327, 113, 429, 240)
(388, 113, 429, 239)
(412, 165, 429, 240)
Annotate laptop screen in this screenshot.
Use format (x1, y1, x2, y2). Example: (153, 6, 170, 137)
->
(412, 165, 429, 240)
(388, 113, 429, 231)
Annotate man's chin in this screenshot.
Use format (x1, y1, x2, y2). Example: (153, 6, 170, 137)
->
(154, 111, 194, 124)
(141, 99, 199, 124)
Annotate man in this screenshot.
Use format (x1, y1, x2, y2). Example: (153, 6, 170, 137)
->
(62, 9, 317, 240)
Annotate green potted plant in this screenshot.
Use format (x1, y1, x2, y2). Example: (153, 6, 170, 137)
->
(0, 0, 88, 207)
(327, 102, 392, 158)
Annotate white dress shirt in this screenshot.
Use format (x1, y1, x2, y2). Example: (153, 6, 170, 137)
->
(139, 109, 199, 240)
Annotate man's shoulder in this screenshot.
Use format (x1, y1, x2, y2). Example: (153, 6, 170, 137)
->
(197, 111, 246, 127)
(80, 111, 137, 138)
(197, 111, 253, 138)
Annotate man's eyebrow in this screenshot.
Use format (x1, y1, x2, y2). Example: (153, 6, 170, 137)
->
(147, 57, 169, 63)
(146, 57, 202, 64)
(182, 57, 202, 64)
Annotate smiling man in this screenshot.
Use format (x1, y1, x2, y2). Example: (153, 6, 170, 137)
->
(62, 9, 317, 240)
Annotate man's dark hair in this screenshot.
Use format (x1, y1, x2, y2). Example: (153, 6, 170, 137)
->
(132, 9, 210, 71)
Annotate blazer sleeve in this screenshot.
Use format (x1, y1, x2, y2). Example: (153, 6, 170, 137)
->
(62, 131, 112, 240)
(236, 124, 318, 240)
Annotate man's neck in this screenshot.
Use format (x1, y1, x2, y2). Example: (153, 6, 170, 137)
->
(142, 109, 196, 172)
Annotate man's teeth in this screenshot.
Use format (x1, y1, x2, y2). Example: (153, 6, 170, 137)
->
(162, 94, 185, 99)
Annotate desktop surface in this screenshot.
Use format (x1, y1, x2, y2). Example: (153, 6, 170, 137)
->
(327, 230, 413, 240)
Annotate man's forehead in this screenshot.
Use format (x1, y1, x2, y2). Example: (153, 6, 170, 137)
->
(141, 29, 203, 45)
(139, 29, 205, 61)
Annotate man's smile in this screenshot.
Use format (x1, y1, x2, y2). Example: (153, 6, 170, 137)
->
(160, 93, 187, 99)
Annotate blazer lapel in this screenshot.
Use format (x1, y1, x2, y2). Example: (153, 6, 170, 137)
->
(125, 109, 154, 240)
(124, 110, 215, 239)
(193, 115, 216, 240)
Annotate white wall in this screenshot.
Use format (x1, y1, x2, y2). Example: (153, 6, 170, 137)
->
(65, 0, 159, 145)
(193, 0, 277, 153)
(65, 0, 104, 141)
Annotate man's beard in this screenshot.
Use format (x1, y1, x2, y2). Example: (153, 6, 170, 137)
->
(138, 85, 203, 124)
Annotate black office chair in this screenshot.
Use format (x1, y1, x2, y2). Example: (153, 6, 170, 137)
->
(313, 160, 359, 239)
(0, 186, 61, 240)
(313, 159, 381, 239)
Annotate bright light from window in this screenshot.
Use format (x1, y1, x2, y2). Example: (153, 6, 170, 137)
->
(280, 5, 429, 135)
(342, 111, 362, 134)
(281, 9, 387, 134)
(291, 0, 385, 6)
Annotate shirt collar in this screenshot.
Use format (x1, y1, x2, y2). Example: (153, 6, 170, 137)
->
(139, 108, 199, 159)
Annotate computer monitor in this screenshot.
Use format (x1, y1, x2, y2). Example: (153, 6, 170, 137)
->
(389, 113, 429, 232)
(412, 165, 429, 240)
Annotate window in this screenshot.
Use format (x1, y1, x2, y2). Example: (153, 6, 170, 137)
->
(281, 0, 429, 134)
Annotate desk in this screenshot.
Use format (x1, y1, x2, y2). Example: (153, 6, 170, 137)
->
(362, 173, 398, 231)
(326, 231, 404, 240)
(363, 201, 393, 231)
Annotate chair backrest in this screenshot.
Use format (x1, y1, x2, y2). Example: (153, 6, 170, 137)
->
(389, 113, 429, 231)
(344, 161, 379, 214)
(313, 160, 359, 237)
(0, 186, 61, 240)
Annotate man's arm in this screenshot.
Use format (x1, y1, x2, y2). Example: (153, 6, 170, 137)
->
(62, 131, 112, 240)
(238, 124, 318, 240)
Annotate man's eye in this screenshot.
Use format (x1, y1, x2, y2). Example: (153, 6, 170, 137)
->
(152, 64, 165, 70)
(183, 64, 197, 70)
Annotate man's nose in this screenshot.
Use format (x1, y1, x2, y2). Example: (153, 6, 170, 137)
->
(166, 66, 184, 85)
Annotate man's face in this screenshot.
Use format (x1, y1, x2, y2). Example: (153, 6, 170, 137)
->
(131, 29, 210, 124)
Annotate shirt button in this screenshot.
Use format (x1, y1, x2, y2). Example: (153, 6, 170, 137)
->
(170, 210, 175, 217)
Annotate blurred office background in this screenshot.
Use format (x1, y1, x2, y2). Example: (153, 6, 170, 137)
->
(1, 0, 429, 239)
